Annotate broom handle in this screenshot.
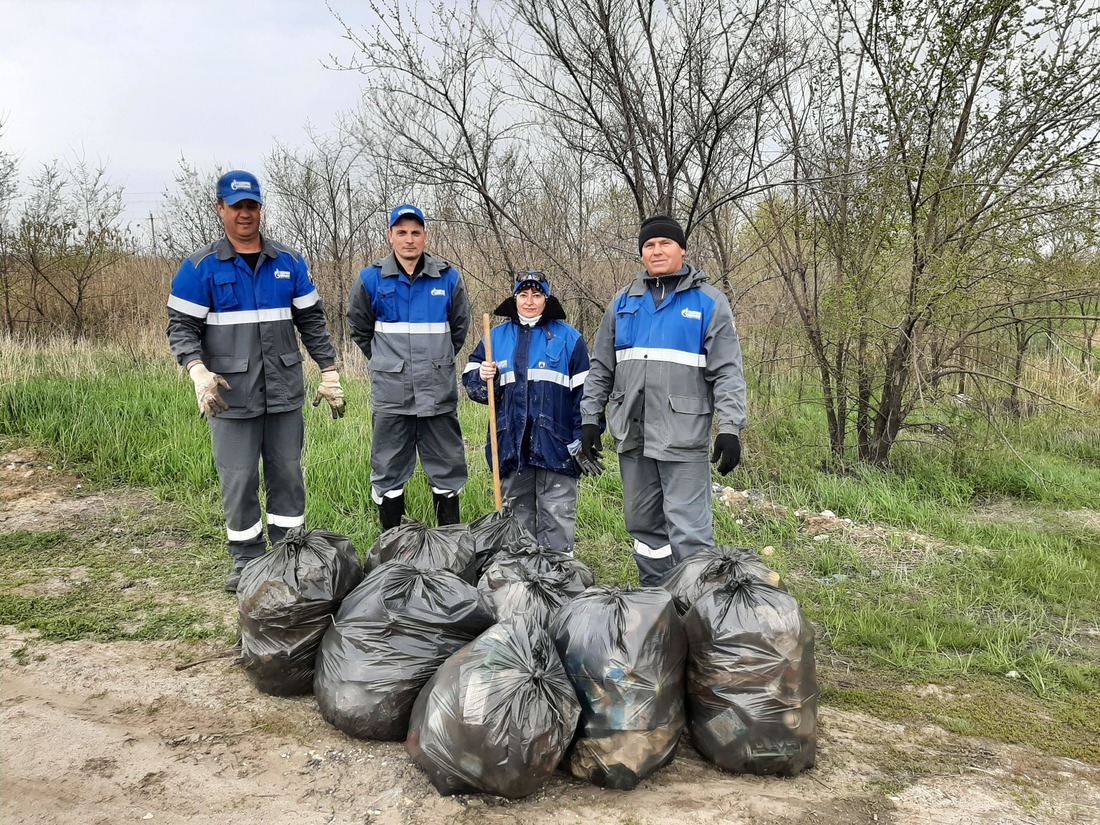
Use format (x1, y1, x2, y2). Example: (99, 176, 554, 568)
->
(483, 313, 504, 511)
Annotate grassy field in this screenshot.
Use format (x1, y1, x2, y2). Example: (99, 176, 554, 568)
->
(2, 337, 1099, 761)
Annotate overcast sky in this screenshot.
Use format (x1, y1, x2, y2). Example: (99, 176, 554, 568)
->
(1, 0, 372, 225)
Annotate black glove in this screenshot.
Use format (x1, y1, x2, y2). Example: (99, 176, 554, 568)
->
(578, 423, 604, 476)
(711, 432, 741, 474)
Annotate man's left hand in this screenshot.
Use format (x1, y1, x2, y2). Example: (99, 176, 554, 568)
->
(711, 433, 741, 474)
(313, 369, 346, 419)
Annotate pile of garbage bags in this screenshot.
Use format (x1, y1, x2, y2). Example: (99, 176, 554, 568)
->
(236, 519, 818, 799)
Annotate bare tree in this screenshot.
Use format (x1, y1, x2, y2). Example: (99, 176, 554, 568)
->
(263, 122, 382, 347)
(0, 120, 20, 334)
(155, 157, 226, 261)
(10, 157, 130, 338)
(752, 0, 1100, 465)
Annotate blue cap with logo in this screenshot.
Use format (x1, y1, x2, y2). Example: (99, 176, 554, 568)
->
(513, 269, 551, 297)
(389, 204, 426, 227)
(216, 170, 263, 205)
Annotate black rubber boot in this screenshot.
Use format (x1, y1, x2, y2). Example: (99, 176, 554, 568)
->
(433, 492, 461, 526)
(378, 493, 405, 531)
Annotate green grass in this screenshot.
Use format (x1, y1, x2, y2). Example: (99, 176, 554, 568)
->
(2, 340, 1100, 761)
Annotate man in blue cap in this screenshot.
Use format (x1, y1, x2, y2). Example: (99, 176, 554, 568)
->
(167, 170, 346, 592)
(348, 204, 471, 528)
(580, 215, 746, 585)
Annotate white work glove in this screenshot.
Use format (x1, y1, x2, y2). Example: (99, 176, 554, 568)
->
(188, 362, 230, 417)
(312, 369, 346, 419)
(479, 360, 498, 381)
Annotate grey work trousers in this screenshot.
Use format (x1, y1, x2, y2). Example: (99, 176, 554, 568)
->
(502, 466, 579, 555)
(370, 411, 468, 501)
(618, 448, 715, 586)
(208, 409, 305, 568)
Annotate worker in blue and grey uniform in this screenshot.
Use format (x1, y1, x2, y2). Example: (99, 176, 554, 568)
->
(166, 170, 346, 593)
(462, 270, 598, 554)
(348, 204, 471, 529)
(579, 215, 746, 585)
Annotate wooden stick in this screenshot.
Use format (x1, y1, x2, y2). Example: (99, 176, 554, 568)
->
(483, 313, 504, 511)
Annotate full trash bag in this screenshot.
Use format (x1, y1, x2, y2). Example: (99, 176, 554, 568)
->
(406, 619, 581, 799)
(467, 505, 538, 579)
(365, 517, 478, 583)
(549, 586, 687, 790)
(684, 576, 817, 776)
(238, 527, 363, 696)
(661, 546, 785, 615)
(314, 562, 495, 741)
(483, 542, 595, 591)
(476, 560, 586, 628)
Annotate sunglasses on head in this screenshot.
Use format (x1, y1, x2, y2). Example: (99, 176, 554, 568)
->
(514, 269, 545, 282)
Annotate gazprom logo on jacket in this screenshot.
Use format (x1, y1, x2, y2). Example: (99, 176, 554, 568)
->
(681, 308, 702, 320)
(274, 270, 291, 279)
(431, 288, 446, 296)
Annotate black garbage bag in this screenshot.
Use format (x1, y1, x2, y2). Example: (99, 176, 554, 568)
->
(467, 505, 538, 579)
(314, 562, 495, 741)
(662, 546, 785, 615)
(406, 619, 581, 799)
(238, 527, 363, 696)
(684, 576, 817, 776)
(484, 542, 595, 591)
(365, 517, 478, 583)
(549, 586, 687, 790)
(476, 560, 586, 628)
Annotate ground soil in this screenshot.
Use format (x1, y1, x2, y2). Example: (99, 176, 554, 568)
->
(3, 449, 1100, 825)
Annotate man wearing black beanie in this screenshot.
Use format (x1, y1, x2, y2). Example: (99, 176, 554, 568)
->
(579, 214, 747, 585)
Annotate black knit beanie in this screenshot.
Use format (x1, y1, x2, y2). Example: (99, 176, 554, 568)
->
(638, 215, 687, 253)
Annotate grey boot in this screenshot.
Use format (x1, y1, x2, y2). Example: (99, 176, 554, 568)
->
(379, 493, 406, 531)
(433, 492, 461, 526)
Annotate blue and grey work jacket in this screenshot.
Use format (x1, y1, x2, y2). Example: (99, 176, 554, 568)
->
(166, 236, 336, 418)
(348, 252, 471, 416)
(463, 296, 589, 477)
(580, 265, 746, 460)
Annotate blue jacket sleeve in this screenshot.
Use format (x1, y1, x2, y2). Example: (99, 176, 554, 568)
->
(462, 339, 489, 404)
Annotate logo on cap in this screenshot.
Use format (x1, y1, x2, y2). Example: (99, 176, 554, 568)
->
(231, 180, 253, 191)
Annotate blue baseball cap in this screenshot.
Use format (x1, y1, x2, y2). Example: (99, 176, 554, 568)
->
(216, 170, 263, 205)
(389, 204, 426, 227)
(513, 269, 550, 296)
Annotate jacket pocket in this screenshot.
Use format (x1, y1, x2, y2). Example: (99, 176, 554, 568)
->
(279, 350, 304, 367)
(431, 358, 459, 405)
(207, 356, 248, 374)
(666, 394, 712, 450)
(213, 270, 238, 310)
(278, 350, 305, 404)
(606, 389, 630, 442)
(534, 413, 573, 472)
(369, 356, 406, 406)
(614, 306, 639, 349)
(375, 286, 398, 321)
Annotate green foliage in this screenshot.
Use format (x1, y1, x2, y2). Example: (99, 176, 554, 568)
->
(2, 348, 1100, 761)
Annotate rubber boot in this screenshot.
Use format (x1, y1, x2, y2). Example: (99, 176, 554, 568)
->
(378, 493, 405, 531)
(433, 492, 461, 526)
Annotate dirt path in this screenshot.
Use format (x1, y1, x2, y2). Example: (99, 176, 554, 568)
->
(3, 448, 1100, 825)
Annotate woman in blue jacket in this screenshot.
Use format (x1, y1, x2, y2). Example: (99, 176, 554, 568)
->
(463, 272, 592, 554)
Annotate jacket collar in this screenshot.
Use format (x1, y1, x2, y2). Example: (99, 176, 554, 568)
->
(626, 263, 706, 296)
(378, 251, 450, 279)
(214, 235, 279, 261)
